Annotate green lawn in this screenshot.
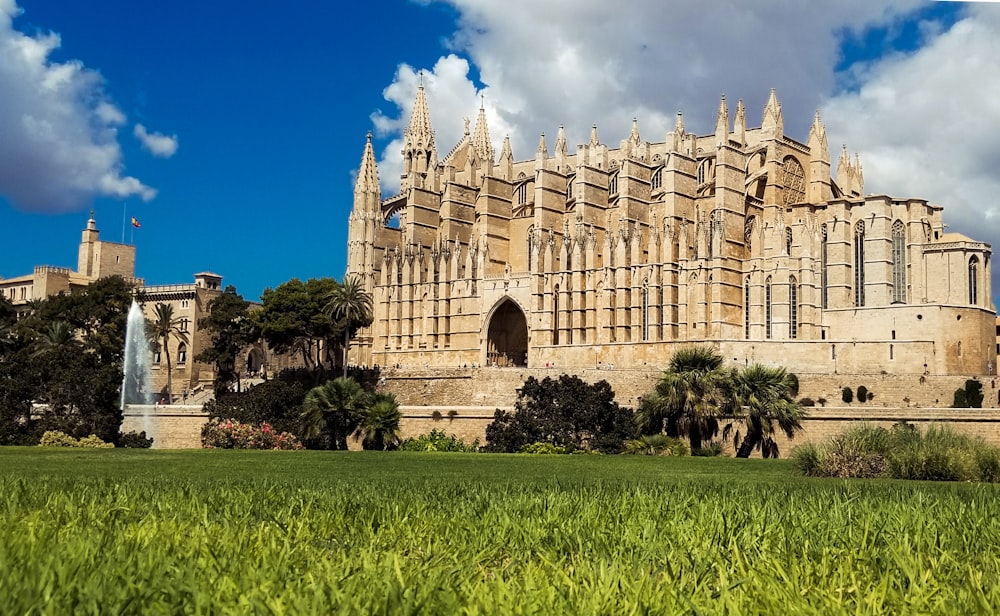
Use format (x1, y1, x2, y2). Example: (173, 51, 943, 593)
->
(1, 449, 998, 614)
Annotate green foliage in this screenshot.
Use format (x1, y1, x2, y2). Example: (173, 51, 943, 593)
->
(3, 450, 1000, 612)
(204, 379, 307, 439)
(723, 363, 804, 459)
(953, 379, 984, 408)
(691, 442, 725, 457)
(118, 431, 154, 448)
(640, 346, 726, 450)
(518, 441, 570, 454)
(38, 431, 113, 448)
(623, 434, 689, 456)
(201, 419, 303, 450)
(841, 387, 854, 403)
(323, 275, 374, 378)
(301, 377, 366, 449)
(398, 430, 479, 452)
(357, 393, 402, 451)
(792, 422, 1000, 482)
(252, 277, 341, 373)
(195, 286, 255, 396)
(485, 374, 636, 453)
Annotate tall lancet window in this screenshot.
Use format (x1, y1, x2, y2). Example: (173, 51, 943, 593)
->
(785, 227, 793, 256)
(854, 221, 866, 307)
(553, 284, 560, 345)
(969, 256, 980, 305)
(651, 167, 663, 191)
(789, 276, 798, 339)
(892, 220, 906, 303)
(821, 224, 829, 309)
(642, 282, 650, 341)
(765, 276, 773, 339)
(744, 277, 751, 340)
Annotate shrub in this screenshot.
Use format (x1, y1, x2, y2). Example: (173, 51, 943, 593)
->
(431, 410, 443, 421)
(519, 442, 569, 454)
(118, 431, 154, 448)
(953, 379, 984, 409)
(798, 397, 815, 407)
(38, 431, 114, 448)
(841, 387, 853, 403)
(398, 430, 479, 452)
(201, 419, 303, 450)
(817, 397, 827, 407)
(856, 386, 868, 404)
(623, 434, 689, 456)
(692, 442, 725, 457)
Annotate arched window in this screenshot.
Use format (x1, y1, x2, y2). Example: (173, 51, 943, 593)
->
(642, 282, 650, 341)
(566, 175, 574, 200)
(820, 223, 829, 309)
(697, 159, 712, 185)
(177, 343, 187, 365)
(552, 284, 560, 345)
(970, 256, 980, 305)
(516, 182, 528, 205)
(527, 226, 534, 272)
(744, 277, 751, 340)
(785, 227, 793, 256)
(609, 171, 618, 196)
(892, 220, 906, 303)
(651, 167, 663, 191)
(854, 221, 865, 307)
(765, 276, 773, 339)
(782, 156, 806, 205)
(789, 276, 798, 339)
(152, 344, 161, 365)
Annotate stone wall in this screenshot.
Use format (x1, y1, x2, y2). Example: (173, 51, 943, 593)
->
(122, 405, 208, 449)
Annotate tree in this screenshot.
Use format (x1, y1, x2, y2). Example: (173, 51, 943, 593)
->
(356, 392, 401, 450)
(485, 374, 636, 453)
(323, 276, 373, 378)
(723, 363, 805, 458)
(639, 346, 727, 450)
(29, 320, 78, 359)
(146, 303, 189, 402)
(301, 377, 367, 449)
(253, 278, 339, 375)
(196, 286, 254, 396)
(204, 378, 307, 438)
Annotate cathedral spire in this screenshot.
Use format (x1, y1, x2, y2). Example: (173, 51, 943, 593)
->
(761, 88, 783, 137)
(734, 99, 746, 146)
(537, 133, 548, 158)
(853, 152, 864, 193)
(354, 132, 381, 197)
(628, 117, 641, 146)
(714, 95, 728, 146)
(401, 81, 437, 189)
(674, 111, 685, 135)
(471, 103, 494, 163)
(589, 124, 600, 146)
(808, 109, 829, 162)
(555, 125, 568, 157)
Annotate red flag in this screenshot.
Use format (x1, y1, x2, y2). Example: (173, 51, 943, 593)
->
(131, 216, 141, 228)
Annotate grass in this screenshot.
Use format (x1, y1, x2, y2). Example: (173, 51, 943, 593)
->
(1, 449, 999, 614)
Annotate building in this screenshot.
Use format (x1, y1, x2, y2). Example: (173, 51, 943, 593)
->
(0, 214, 278, 401)
(345, 88, 995, 376)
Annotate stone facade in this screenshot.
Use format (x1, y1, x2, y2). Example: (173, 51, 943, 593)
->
(345, 89, 995, 377)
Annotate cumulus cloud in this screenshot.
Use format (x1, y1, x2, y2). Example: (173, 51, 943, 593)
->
(370, 0, 925, 196)
(134, 123, 179, 158)
(0, 2, 155, 212)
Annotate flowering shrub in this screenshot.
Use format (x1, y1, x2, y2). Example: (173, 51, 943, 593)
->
(39, 431, 114, 448)
(201, 419, 303, 450)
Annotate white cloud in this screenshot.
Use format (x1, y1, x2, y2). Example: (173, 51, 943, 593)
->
(134, 123, 179, 158)
(0, 2, 155, 212)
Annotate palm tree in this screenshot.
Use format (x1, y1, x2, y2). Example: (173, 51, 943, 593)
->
(323, 276, 373, 378)
(641, 346, 728, 450)
(301, 377, 368, 449)
(146, 303, 189, 403)
(724, 363, 805, 458)
(356, 392, 401, 450)
(30, 320, 78, 359)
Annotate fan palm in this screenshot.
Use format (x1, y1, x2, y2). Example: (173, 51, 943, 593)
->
(301, 376, 367, 449)
(146, 303, 189, 403)
(645, 346, 728, 450)
(724, 363, 805, 458)
(323, 276, 373, 377)
(30, 320, 78, 359)
(356, 392, 401, 450)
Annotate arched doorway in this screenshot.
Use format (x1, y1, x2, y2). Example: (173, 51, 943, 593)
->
(486, 299, 528, 367)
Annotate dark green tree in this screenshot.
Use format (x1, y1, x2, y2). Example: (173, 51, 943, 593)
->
(639, 346, 727, 450)
(203, 378, 307, 438)
(195, 286, 255, 396)
(323, 276, 373, 377)
(301, 377, 367, 449)
(485, 374, 636, 453)
(252, 278, 339, 375)
(723, 363, 805, 458)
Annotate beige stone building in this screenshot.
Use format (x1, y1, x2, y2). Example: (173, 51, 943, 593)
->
(346, 88, 995, 376)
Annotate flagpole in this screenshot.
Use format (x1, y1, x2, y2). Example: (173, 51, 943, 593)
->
(121, 201, 127, 243)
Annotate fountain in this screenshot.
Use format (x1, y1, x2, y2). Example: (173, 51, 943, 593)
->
(121, 299, 155, 440)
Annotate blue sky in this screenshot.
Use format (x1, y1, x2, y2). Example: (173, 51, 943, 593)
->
(2, 0, 997, 304)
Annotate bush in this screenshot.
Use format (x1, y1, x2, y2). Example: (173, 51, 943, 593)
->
(817, 397, 827, 407)
(841, 387, 853, 404)
(201, 419, 303, 450)
(519, 442, 570, 454)
(692, 442, 725, 457)
(856, 386, 868, 404)
(792, 423, 1000, 482)
(118, 431, 154, 448)
(798, 397, 815, 407)
(953, 379, 984, 408)
(39, 431, 114, 448)
(623, 434, 689, 456)
(398, 430, 479, 452)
